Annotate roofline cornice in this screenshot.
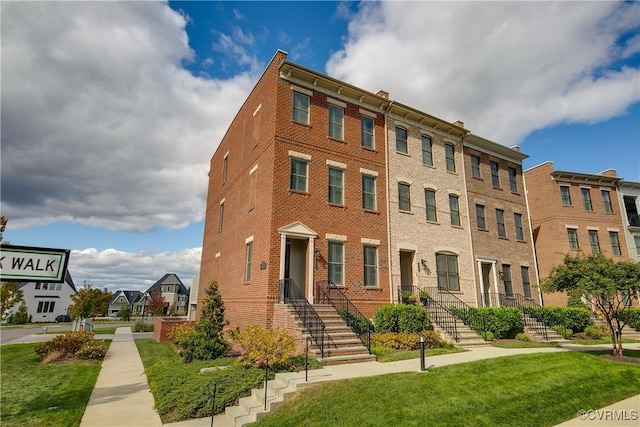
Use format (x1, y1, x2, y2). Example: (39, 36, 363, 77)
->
(464, 133, 528, 163)
(551, 170, 621, 186)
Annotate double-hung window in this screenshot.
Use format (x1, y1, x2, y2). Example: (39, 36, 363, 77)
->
(363, 245, 378, 287)
(490, 161, 500, 188)
(471, 155, 481, 178)
(398, 183, 411, 211)
(396, 127, 408, 153)
(609, 231, 621, 256)
(218, 202, 224, 232)
(496, 209, 506, 238)
(422, 136, 433, 166)
(601, 190, 612, 213)
(449, 195, 460, 226)
(290, 158, 308, 192)
(514, 213, 524, 241)
(508, 167, 518, 192)
(244, 241, 253, 282)
(582, 188, 593, 211)
(567, 228, 579, 249)
(328, 242, 344, 285)
(589, 230, 600, 253)
(560, 186, 572, 206)
(362, 175, 376, 210)
(521, 266, 531, 298)
(328, 105, 344, 139)
(361, 116, 374, 149)
(476, 204, 486, 229)
(292, 92, 310, 124)
(445, 144, 456, 172)
(328, 167, 344, 205)
(425, 190, 437, 222)
(502, 265, 513, 296)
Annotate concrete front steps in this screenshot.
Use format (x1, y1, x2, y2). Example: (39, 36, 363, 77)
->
(305, 304, 376, 365)
(523, 314, 571, 344)
(424, 307, 491, 348)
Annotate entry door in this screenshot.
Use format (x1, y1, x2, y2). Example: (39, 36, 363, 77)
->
(285, 238, 307, 298)
(400, 251, 414, 292)
(481, 263, 492, 307)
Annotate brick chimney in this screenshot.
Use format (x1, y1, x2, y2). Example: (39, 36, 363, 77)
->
(452, 120, 464, 128)
(599, 169, 618, 177)
(376, 90, 389, 99)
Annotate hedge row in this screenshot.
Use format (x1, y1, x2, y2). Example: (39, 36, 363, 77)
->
(372, 304, 431, 333)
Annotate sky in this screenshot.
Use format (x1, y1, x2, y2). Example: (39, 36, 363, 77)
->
(2, 1, 639, 292)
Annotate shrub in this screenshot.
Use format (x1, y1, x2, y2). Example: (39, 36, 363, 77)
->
(373, 304, 430, 334)
(370, 330, 441, 351)
(170, 324, 196, 343)
(459, 307, 523, 339)
(618, 308, 640, 331)
(551, 325, 573, 338)
(132, 320, 154, 332)
(34, 331, 107, 361)
(535, 307, 592, 333)
(400, 290, 414, 305)
(485, 331, 495, 341)
(583, 325, 604, 339)
(516, 333, 530, 342)
(337, 307, 374, 335)
(230, 325, 296, 369)
(12, 302, 28, 324)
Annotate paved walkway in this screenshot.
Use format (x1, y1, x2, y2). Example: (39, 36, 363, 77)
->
(77, 328, 639, 427)
(80, 327, 162, 427)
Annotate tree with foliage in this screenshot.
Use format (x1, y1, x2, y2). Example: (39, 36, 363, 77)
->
(0, 216, 7, 242)
(541, 253, 640, 356)
(174, 280, 229, 362)
(1, 281, 24, 319)
(145, 288, 166, 316)
(119, 303, 131, 321)
(70, 286, 113, 319)
(12, 301, 29, 324)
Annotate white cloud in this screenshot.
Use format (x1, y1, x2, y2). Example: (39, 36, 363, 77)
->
(70, 247, 202, 292)
(326, 1, 640, 144)
(1, 1, 256, 232)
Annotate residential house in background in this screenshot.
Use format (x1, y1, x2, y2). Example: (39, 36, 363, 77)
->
(524, 163, 630, 306)
(463, 135, 540, 307)
(617, 180, 640, 263)
(133, 273, 189, 315)
(108, 290, 141, 317)
(7, 271, 77, 322)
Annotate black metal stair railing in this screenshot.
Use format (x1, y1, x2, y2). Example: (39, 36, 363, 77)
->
(315, 280, 372, 351)
(420, 286, 487, 341)
(491, 293, 549, 341)
(278, 279, 325, 357)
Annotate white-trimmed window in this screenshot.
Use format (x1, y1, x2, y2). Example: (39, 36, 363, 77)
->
(362, 175, 376, 210)
(398, 183, 411, 211)
(476, 204, 486, 230)
(567, 228, 579, 249)
(328, 167, 344, 205)
(361, 115, 374, 149)
(328, 241, 344, 285)
(223, 152, 229, 184)
(422, 136, 433, 166)
(490, 161, 500, 188)
(582, 188, 593, 211)
(521, 266, 531, 298)
(425, 190, 437, 222)
(445, 144, 456, 172)
(396, 127, 408, 154)
(635, 236, 640, 256)
(449, 195, 460, 226)
(245, 241, 253, 282)
(37, 301, 55, 313)
(496, 209, 506, 238)
(509, 167, 518, 193)
(329, 105, 344, 140)
(609, 231, 621, 256)
(363, 245, 378, 287)
(560, 185, 572, 206)
(290, 158, 308, 192)
(218, 202, 224, 232)
(293, 92, 310, 124)
(502, 264, 513, 296)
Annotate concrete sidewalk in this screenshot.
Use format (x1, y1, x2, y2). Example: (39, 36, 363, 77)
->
(80, 327, 162, 427)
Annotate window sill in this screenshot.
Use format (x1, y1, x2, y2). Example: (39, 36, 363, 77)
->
(478, 227, 489, 232)
(511, 191, 521, 196)
(422, 163, 435, 169)
(328, 136, 345, 144)
(517, 239, 527, 243)
(292, 120, 311, 128)
(498, 236, 509, 240)
(289, 190, 309, 196)
(472, 176, 483, 181)
(362, 209, 379, 214)
(398, 209, 414, 215)
(328, 203, 346, 209)
(361, 146, 377, 153)
(450, 225, 463, 229)
(396, 151, 411, 157)
(425, 220, 439, 225)
(446, 170, 458, 175)
(493, 186, 503, 191)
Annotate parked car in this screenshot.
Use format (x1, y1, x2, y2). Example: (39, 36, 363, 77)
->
(55, 314, 72, 322)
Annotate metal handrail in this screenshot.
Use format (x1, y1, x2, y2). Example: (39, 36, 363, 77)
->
(489, 293, 549, 341)
(278, 279, 325, 357)
(315, 280, 372, 351)
(421, 286, 487, 340)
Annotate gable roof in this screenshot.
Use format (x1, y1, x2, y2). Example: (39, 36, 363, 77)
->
(109, 290, 142, 305)
(144, 273, 189, 296)
(18, 270, 77, 292)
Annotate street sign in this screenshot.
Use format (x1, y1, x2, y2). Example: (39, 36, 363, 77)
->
(0, 244, 70, 282)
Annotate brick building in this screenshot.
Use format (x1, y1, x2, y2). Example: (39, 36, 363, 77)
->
(524, 162, 630, 306)
(198, 50, 391, 331)
(464, 135, 540, 307)
(618, 180, 640, 263)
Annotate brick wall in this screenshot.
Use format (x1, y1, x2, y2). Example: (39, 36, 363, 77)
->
(153, 318, 194, 343)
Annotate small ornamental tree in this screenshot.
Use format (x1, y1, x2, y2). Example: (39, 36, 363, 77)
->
(119, 303, 131, 321)
(541, 253, 640, 356)
(1, 281, 24, 319)
(145, 288, 166, 316)
(70, 286, 113, 319)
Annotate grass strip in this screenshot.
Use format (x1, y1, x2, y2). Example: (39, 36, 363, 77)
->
(0, 342, 106, 427)
(253, 351, 640, 427)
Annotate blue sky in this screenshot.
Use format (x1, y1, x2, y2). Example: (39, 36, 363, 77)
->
(2, 1, 639, 291)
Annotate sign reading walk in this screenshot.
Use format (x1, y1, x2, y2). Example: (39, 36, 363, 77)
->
(0, 244, 70, 282)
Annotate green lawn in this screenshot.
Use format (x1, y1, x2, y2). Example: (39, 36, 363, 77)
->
(375, 346, 465, 363)
(492, 341, 559, 349)
(253, 351, 640, 427)
(570, 337, 639, 345)
(0, 342, 106, 427)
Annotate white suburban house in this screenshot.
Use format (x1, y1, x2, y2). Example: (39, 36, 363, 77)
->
(6, 271, 77, 322)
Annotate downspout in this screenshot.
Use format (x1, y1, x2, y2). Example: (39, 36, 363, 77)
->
(523, 172, 544, 306)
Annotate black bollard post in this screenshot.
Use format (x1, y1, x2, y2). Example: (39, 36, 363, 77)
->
(420, 335, 425, 371)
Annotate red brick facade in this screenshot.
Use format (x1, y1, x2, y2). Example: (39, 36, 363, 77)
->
(524, 162, 630, 306)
